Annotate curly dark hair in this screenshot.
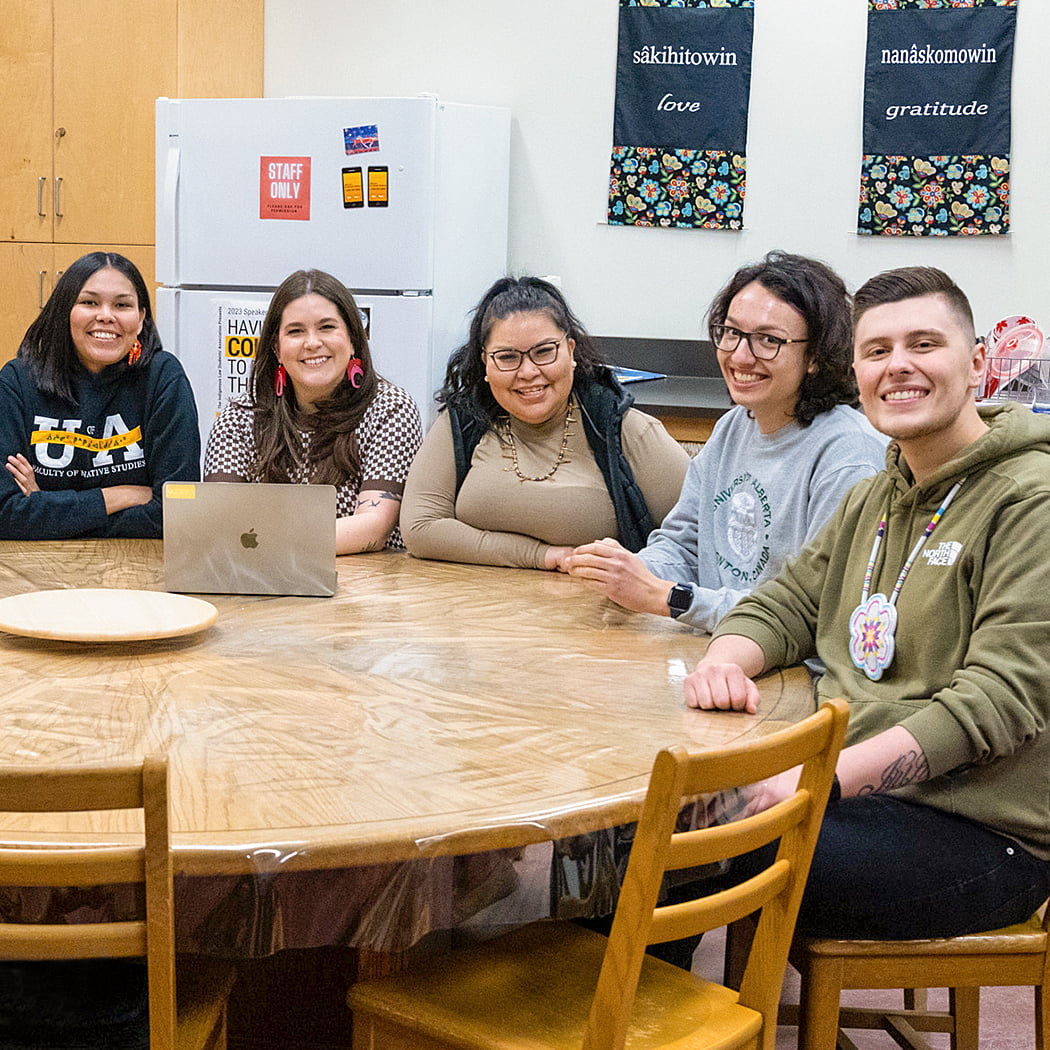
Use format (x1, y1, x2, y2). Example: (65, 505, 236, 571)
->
(248, 269, 379, 487)
(438, 276, 611, 428)
(18, 252, 160, 404)
(707, 250, 857, 427)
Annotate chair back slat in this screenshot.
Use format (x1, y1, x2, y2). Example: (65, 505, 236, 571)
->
(676, 715, 840, 798)
(0, 765, 145, 812)
(582, 698, 849, 1050)
(665, 792, 809, 869)
(0, 846, 143, 886)
(649, 859, 791, 946)
(0, 921, 147, 959)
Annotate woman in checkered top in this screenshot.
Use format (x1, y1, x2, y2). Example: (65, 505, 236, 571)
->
(203, 269, 421, 553)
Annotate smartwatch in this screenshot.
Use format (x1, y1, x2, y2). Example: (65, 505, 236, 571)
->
(666, 582, 694, 619)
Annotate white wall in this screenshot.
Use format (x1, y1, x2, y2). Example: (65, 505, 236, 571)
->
(264, 0, 1049, 340)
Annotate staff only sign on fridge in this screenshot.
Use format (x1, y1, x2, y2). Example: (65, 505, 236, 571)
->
(608, 0, 754, 230)
(859, 0, 1017, 237)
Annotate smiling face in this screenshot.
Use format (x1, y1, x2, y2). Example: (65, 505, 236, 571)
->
(717, 281, 812, 434)
(276, 293, 355, 410)
(68, 268, 145, 374)
(483, 311, 576, 425)
(853, 293, 988, 479)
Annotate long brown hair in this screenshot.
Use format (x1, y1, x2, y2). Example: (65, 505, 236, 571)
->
(249, 270, 379, 486)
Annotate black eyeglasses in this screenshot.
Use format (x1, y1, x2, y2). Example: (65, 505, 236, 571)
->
(710, 324, 807, 361)
(485, 337, 563, 372)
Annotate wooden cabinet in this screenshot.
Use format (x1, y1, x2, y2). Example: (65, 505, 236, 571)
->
(0, 0, 262, 362)
(0, 3, 53, 246)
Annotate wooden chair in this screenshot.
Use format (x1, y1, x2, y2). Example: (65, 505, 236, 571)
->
(0, 756, 235, 1050)
(347, 697, 849, 1050)
(788, 904, 1050, 1050)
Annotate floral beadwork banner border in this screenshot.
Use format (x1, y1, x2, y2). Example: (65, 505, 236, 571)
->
(609, 0, 754, 230)
(860, 0, 1017, 236)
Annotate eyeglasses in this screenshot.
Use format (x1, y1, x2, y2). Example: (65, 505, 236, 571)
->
(710, 323, 807, 361)
(485, 337, 564, 372)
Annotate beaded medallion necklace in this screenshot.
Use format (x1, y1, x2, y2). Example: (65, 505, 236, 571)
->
(499, 398, 575, 483)
(848, 478, 965, 681)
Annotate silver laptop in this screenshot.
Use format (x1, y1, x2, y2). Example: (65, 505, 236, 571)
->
(163, 482, 337, 597)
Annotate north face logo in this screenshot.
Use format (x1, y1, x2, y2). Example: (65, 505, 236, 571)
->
(923, 541, 962, 567)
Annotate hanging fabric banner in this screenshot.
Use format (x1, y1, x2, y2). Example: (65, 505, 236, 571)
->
(859, 0, 1017, 237)
(608, 0, 754, 230)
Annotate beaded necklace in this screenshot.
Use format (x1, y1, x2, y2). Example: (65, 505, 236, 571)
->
(848, 479, 965, 681)
(499, 399, 575, 483)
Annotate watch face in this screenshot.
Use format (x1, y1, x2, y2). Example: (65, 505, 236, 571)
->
(668, 584, 692, 617)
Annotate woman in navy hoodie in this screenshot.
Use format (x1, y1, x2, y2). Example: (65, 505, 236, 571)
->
(0, 252, 200, 539)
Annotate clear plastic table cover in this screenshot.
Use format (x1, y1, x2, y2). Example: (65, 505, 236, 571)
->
(0, 541, 812, 956)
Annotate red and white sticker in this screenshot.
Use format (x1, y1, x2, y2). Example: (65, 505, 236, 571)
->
(259, 156, 311, 220)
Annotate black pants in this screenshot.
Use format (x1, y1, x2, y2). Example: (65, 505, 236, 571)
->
(733, 795, 1050, 940)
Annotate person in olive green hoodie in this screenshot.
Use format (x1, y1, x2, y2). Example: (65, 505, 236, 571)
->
(686, 266, 1050, 939)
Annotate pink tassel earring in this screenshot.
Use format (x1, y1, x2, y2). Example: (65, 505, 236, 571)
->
(274, 363, 288, 397)
(347, 357, 364, 389)
(127, 339, 142, 365)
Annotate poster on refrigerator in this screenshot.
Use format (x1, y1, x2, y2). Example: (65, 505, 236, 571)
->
(858, 0, 1016, 237)
(218, 301, 267, 417)
(608, 0, 753, 230)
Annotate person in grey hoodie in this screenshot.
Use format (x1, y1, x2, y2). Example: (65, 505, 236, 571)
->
(568, 251, 886, 631)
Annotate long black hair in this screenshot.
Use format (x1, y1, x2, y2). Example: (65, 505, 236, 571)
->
(439, 276, 610, 428)
(18, 252, 160, 404)
(707, 250, 857, 426)
(248, 269, 379, 487)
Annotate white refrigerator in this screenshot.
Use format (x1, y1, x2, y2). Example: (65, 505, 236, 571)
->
(155, 95, 510, 450)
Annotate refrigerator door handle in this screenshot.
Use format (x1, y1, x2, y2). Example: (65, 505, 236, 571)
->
(159, 138, 181, 282)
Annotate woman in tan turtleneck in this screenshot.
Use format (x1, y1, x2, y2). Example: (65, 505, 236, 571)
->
(401, 276, 688, 571)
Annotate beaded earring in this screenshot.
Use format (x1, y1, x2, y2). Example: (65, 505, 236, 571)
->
(127, 339, 143, 365)
(347, 357, 364, 389)
(274, 363, 288, 397)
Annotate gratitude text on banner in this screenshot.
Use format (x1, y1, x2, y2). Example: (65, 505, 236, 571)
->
(859, 0, 1017, 237)
(609, 0, 754, 231)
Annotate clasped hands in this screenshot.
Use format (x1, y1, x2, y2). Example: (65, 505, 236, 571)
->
(563, 536, 671, 616)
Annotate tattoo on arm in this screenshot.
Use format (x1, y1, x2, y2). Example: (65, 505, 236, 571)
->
(857, 748, 930, 796)
(355, 490, 402, 511)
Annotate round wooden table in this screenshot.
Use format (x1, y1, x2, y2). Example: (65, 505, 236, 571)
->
(0, 540, 813, 876)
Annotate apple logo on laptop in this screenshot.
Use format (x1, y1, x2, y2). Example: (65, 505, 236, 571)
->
(240, 528, 259, 550)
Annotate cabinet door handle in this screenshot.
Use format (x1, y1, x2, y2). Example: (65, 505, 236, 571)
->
(39, 271, 49, 308)
(54, 177, 64, 218)
(37, 177, 47, 217)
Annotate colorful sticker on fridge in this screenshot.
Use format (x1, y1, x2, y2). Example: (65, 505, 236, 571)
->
(259, 156, 312, 220)
(367, 166, 389, 207)
(342, 167, 364, 208)
(344, 125, 380, 155)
